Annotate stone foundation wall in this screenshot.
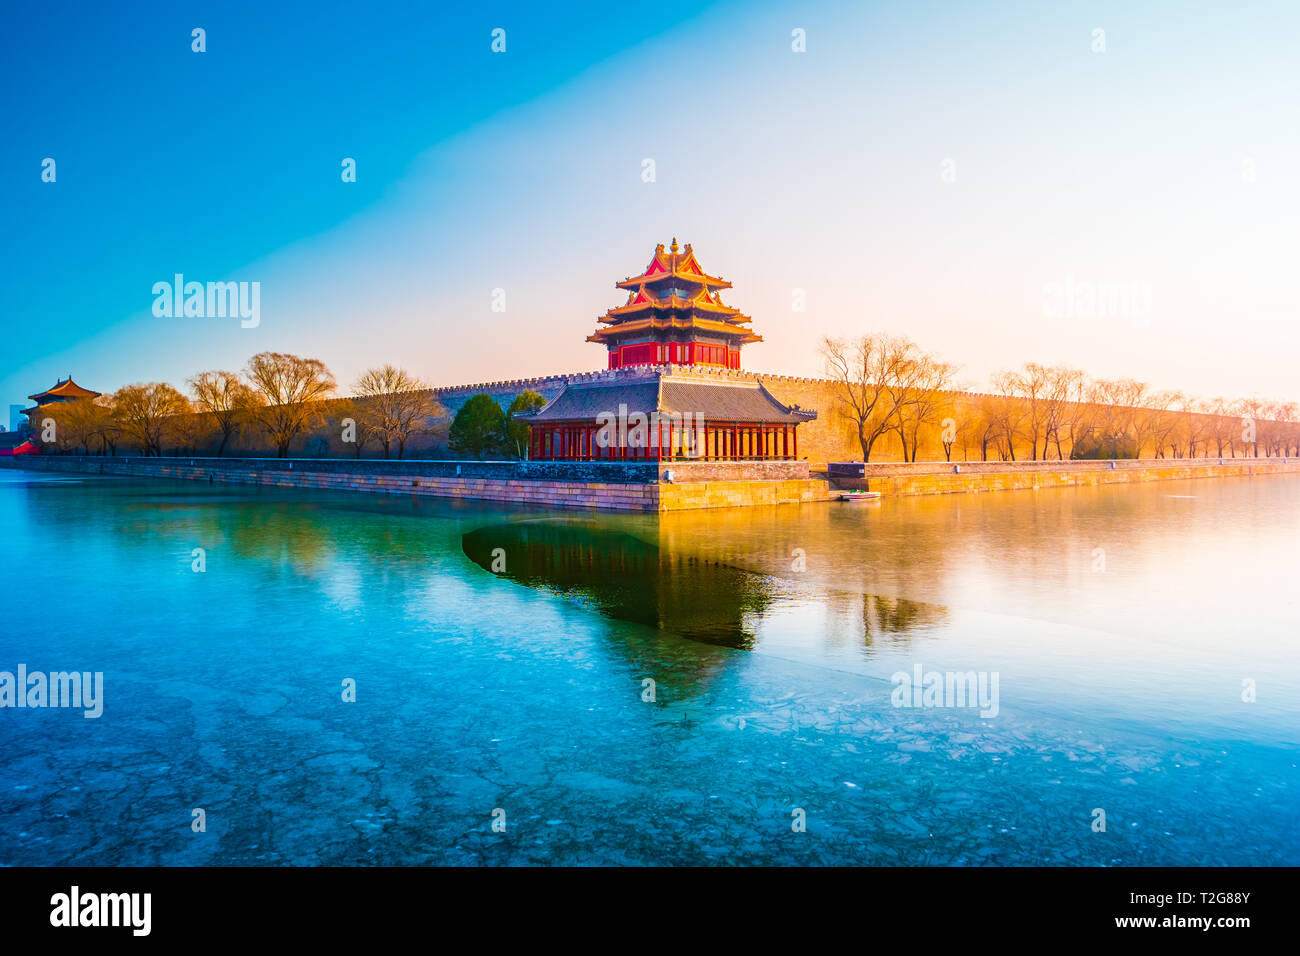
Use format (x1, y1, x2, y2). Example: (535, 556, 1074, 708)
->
(3, 455, 1295, 511)
(0, 455, 826, 512)
(851, 458, 1300, 496)
(658, 479, 833, 510)
(0, 455, 663, 511)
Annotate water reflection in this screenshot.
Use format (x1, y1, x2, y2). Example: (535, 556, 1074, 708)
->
(463, 521, 778, 648)
(862, 594, 932, 645)
(463, 519, 947, 653)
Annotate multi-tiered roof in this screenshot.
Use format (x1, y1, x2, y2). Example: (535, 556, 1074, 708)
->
(521, 243, 815, 461)
(588, 239, 761, 369)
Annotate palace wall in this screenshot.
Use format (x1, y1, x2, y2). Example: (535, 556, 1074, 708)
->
(38, 364, 1281, 465)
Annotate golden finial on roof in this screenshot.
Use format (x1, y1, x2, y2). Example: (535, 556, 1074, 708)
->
(670, 237, 679, 254)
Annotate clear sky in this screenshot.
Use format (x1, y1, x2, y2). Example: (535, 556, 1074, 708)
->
(3, 0, 1297, 414)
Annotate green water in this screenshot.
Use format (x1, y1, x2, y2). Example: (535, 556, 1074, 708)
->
(1, 470, 1296, 864)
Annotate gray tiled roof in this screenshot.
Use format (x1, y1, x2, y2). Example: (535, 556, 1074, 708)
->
(522, 375, 816, 424)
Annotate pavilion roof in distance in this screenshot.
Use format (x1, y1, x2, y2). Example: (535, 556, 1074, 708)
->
(28, 376, 101, 403)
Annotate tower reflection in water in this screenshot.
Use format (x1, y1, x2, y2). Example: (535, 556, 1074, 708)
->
(463, 519, 945, 655)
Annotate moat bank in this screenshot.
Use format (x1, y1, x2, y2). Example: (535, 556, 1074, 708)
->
(2, 455, 1298, 510)
(845, 457, 1300, 497)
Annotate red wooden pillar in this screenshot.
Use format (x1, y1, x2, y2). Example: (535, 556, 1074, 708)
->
(793, 425, 798, 459)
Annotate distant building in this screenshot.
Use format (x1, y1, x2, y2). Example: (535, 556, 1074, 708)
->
(8, 405, 24, 433)
(22, 376, 101, 432)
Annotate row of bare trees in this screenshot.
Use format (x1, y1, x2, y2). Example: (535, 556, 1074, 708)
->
(823, 334, 1300, 462)
(42, 353, 444, 459)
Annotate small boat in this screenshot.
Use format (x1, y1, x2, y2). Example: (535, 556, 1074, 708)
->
(838, 490, 881, 501)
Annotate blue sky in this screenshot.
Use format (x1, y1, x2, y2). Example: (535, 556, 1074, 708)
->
(3, 0, 1298, 415)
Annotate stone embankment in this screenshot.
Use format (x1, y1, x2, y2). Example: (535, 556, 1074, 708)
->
(2, 455, 1295, 511)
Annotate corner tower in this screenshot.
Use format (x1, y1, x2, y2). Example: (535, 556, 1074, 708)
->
(587, 239, 762, 370)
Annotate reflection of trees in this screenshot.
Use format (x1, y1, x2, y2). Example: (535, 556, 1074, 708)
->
(861, 594, 938, 648)
(35, 486, 461, 583)
(463, 522, 779, 649)
(463, 521, 951, 658)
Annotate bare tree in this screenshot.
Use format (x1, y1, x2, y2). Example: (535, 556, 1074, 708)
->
(964, 395, 1001, 461)
(988, 372, 1030, 460)
(112, 383, 191, 456)
(333, 398, 382, 459)
(890, 355, 956, 461)
(994, 363, 1053, 460)
(351, 365, 443, 459)
(188, 370, 260, 457)
(1204, 397, 1234, 457)
(1175, 394, 1212, 459)
(822, 334, 939, 462)
(1042, 366, 1084, 460)
(1234, 397, 1266, 458)
(46, 395, 115, 454)
(243, 352, 337, 458)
